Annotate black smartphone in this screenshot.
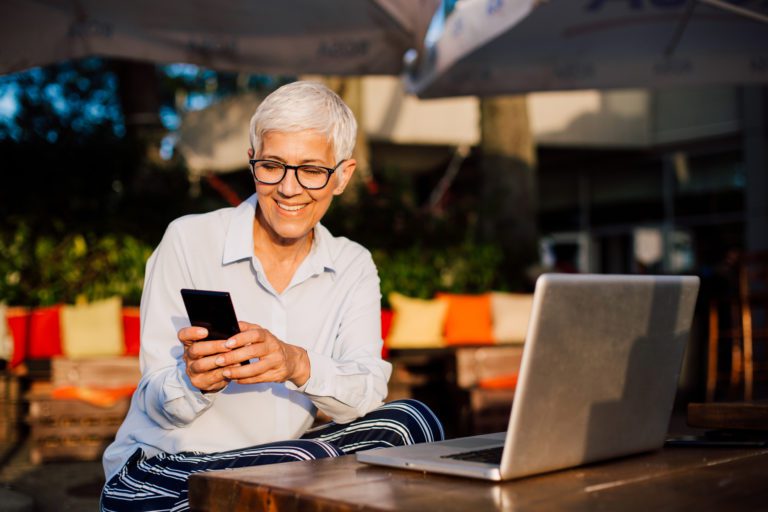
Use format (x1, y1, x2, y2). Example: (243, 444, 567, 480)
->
(180, 289, 249, 365)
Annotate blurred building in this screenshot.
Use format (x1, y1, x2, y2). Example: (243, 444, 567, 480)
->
(175, 75, 764, 278)
(360, 76, 765, 277)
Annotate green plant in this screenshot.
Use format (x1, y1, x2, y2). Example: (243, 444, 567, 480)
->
(0, 221, 33, 305)
(374, 241, 506, 307)
(0, 221, 153, 306)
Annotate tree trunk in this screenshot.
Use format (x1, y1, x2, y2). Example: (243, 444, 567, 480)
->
(479, 95, 539, 289)
(112, 59, 166, 192)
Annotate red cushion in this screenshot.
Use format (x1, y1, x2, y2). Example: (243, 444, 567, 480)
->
(380, 309, 393, 359)
(122, 307, 141, 356)
(28, 305, 62, 358)
(6, 307, 30, 367)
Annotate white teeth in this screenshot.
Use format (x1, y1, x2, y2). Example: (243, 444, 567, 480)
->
(277, 202, 307, 212)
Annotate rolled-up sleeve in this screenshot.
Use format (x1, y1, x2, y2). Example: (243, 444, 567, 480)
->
(296, 253, 392, 423)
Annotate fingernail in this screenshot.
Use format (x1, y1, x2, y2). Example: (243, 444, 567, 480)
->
(225, 339, 236, 348)
(215, 356, 225, 365)
(223, 369, 231, 378)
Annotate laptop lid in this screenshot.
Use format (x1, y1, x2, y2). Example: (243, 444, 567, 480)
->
(357, 273, 700, 481)
(499, 273, 699, 479)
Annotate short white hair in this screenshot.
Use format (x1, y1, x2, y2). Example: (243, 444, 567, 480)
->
(249, 81, 357, 163)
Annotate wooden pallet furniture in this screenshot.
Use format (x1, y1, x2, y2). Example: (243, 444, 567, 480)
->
(0, 372, 21, 444)
(25, 356, 139, 464)
(707, 250, 768, 401)
(386, 345, 523, 436)
(26, 382, 131, 464)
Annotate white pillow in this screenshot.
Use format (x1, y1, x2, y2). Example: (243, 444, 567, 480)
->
(490, 292, 533, 344)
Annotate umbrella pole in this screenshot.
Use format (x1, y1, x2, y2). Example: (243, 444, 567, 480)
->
(665, 0, 698, 57)
(698, 0, 768, 25)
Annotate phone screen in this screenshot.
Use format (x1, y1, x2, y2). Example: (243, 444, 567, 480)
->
(180, 289, 250, 365)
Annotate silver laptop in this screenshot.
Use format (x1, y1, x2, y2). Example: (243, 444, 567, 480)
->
(357, 273, 700, 481)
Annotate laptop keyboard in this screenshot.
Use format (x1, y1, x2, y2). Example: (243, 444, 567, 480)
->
(441, 446, 504, 464)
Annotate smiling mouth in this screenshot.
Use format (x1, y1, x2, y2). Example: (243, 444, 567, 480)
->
(277, 202, 307, 212)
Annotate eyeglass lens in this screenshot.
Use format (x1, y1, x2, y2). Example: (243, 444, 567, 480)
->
(253, 161, 331, 189)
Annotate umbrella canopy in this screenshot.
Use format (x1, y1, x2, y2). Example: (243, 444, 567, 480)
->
(408, 0, 768, 98)
(0, 0, 439, 76)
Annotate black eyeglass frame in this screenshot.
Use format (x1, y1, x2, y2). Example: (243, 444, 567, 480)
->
(248, 159, 347, 190)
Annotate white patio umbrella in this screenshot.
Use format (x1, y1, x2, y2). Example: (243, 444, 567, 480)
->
(0, 0, 439, 76)
(407, 0, 768, 97)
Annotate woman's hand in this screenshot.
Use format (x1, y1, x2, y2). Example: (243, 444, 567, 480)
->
(178, 326, 241, 393)
(213, 321, 311, 387)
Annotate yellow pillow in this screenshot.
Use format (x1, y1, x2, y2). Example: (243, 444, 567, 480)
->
(0, 303, 12, 362)
(386, 292, 448, 349)
(490, 292, 533, 344)
(61, 297, 124, 358)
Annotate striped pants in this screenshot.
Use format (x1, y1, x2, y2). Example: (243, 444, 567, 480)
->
(101, 399, 443, 512)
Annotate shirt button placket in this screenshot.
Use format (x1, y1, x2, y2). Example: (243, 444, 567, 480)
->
(271, 295, 289, 437)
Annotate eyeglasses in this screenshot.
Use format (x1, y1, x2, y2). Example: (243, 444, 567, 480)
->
(249, 159, 346, 190)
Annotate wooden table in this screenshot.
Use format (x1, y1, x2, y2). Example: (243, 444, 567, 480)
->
(189, 446, 768, 511)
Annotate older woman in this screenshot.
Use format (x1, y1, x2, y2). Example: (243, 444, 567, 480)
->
(100, 81, 443, 512)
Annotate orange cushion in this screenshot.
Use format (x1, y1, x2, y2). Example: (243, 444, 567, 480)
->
(52, 385, 136, 408)
(436, 293, 494, 345)
(478, 373, 518, 390)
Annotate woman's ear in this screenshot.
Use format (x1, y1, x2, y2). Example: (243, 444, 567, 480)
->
(333, 159, 357, 196)
(247, 147, 255, 159)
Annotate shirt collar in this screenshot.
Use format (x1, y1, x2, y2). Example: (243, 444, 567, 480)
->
(308, 223, 337, 276)
(222, 194, 258, 265)
(222, 194, 337, 276)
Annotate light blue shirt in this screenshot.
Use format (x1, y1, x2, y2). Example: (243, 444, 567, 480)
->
(103, 194, 391, 481)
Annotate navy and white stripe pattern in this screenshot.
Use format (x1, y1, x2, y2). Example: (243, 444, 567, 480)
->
(101, 399, 443, 512)
(300, 399, 445, 452)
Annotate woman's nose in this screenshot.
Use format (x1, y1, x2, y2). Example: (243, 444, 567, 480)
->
(278, 168, 303, 196)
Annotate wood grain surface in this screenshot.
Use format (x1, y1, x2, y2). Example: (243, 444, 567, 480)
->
(189, 447, 768, 512)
